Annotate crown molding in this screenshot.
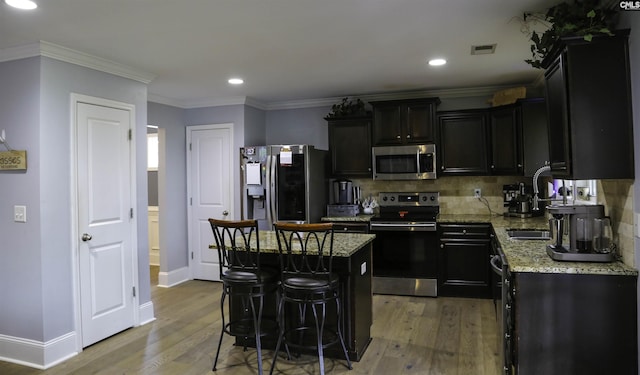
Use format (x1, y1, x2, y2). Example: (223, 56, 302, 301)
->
(264, 84, 535, 111)
(148, 93, 269, 110)
(39, 41, 156, 83)
(0, 42, 41, 62)
(150, 83, 538, 111)
(0, 41, 156, 84)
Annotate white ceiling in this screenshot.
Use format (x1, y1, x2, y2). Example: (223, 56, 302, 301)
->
(0, 0, 559, 108)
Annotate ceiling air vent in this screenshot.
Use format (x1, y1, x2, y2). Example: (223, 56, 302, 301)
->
(471, 44, 497, 55)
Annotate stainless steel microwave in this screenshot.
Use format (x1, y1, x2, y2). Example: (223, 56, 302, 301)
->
(372, 144, 437, 180)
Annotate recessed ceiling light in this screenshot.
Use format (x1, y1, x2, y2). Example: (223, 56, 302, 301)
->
(228, 78, 244, 85)
(428, 58, 447, 66)
(5, 0, 37, 10)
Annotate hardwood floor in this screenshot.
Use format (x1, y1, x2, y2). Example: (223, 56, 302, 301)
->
(0, 267, 501, 374)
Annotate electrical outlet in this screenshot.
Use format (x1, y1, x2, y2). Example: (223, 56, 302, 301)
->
(474, 188, 482, 198)
(14, 205, 26, 223)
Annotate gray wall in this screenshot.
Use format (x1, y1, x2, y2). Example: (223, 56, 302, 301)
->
(147, 102, 188, 273)
(266, 106, 331, 150)
(0, 57, 44, 340)
(0, 56, 149, 343)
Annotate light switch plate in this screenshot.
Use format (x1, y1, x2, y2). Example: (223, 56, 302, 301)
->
(14, 205, 26, 223)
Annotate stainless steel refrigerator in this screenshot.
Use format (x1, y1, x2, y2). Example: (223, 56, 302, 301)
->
(240, 145, 328, 230)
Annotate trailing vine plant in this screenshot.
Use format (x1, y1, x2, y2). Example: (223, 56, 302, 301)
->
(521, 0, 618, 68)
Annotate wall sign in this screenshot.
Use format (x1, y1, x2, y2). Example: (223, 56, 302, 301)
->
(0, 150, 27, 170)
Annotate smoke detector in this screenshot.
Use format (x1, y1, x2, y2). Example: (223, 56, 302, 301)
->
(471, 44, 497, 55)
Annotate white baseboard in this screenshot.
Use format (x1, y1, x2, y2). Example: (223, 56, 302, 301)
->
(138, 301, 156, 325)
(0, 331, 77, 370)
(157, 266, 190, 288)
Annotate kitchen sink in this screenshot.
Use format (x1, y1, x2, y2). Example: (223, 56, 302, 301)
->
(506, 229, 551, 240)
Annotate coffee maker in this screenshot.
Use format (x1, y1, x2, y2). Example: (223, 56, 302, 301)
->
(503, 183, 539, 217)
(546, 204, 615, 262)
(326, 179, 360, 217)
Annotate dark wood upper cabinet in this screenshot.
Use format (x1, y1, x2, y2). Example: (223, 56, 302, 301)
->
(437, 109, 489, 175)
(438, 99, 548, 177)
(489, 98, 549, 176)
(489, 105, 522, 175)
(326, 116, 372, 177)
(543, 30, 634, 179)
(370, 98, 440, 145)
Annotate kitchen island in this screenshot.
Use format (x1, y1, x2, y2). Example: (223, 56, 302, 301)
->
(214, 230, 376, 361)
(440, 214, 638, 375)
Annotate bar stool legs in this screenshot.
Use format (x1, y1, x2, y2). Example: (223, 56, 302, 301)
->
(269, 292, 352, 375)
(213, 285, 269, 374)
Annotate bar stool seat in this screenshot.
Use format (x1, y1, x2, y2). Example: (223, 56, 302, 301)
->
(270, 222, 352, 375)
(209, 218, 278, 374)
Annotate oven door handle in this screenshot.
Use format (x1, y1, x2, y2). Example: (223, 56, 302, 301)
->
(370, 222, 437, 231)
(490, 255, 503, 276)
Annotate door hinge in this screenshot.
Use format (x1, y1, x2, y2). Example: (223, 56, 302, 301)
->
(130, 208, 134, 219)
(128, 129, 132, 140)
(191, 252, 194, 260)
(190, 197, 192, 206)
(189, 143, 192, 151)
(132, 286, 136, 297)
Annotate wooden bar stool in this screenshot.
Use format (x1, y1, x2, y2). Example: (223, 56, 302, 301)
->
(209, 218, 278, 374)
(270, 222, 352, 375)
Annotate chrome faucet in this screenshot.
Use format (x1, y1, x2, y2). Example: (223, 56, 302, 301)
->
(532, 164, 570, 210)
(532, 164, 551, 211)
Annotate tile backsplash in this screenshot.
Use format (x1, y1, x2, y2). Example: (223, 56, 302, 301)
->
(350, 176, 635, 267)
(597, 179, 634, 267)
(350, 175, 532, 216)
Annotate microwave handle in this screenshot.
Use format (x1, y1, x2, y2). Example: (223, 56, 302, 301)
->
(416, 149, 421, 175)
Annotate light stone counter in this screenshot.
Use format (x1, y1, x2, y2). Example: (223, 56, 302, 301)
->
(211, 230, 376, 258)
(437, 214, 637, 276)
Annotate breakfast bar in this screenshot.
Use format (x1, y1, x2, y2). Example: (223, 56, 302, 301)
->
(215, 230, 376, 361)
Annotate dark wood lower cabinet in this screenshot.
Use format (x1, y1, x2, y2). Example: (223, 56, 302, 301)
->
(512, 272, 638, 375)
(438, 223, 492, 298)
(231, 243, 373, 361)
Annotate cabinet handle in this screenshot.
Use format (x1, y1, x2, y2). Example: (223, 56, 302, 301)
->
(396, 135, 401, 139)
(440, 244, 444, 248)
(406, 134, 411, 138)
(441, 166, 445, 170)
(491, 165, 495, 169)
(517, 163, 523, 168)
(462, 229, 467, 234)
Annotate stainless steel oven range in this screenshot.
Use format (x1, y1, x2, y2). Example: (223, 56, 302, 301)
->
(369, 192, 439, 297)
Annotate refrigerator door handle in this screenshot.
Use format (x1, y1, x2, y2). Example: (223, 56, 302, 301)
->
(266, 154, 277, 228)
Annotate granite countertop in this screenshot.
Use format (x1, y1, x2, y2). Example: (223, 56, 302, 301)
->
(438, 214, 638, 276)
(210, 230, 376, 258)
(321, 214, 375, 222)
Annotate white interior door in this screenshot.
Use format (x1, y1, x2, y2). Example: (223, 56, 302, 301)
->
(187, 124, 234, 281)
(77, 101, 135, 347)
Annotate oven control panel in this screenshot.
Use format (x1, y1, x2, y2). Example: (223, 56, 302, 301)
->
(378, 192, 439, 207)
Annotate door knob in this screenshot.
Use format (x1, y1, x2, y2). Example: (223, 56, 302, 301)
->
(82, 233, 92, 241)
(222, 210, 229, 216)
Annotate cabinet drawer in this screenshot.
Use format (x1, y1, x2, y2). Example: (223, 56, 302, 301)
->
(439, 223, 491, 240)
(332, 223, 369, 233)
